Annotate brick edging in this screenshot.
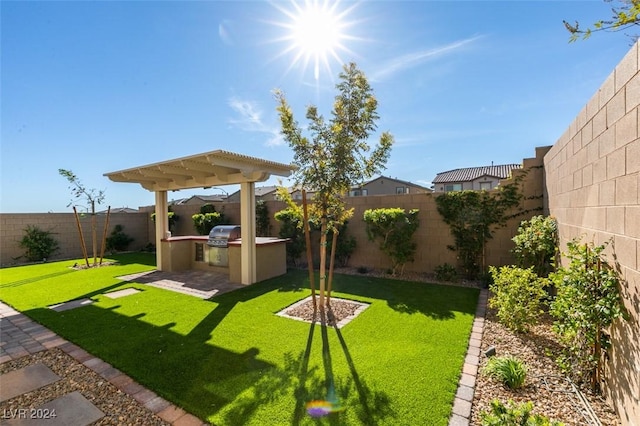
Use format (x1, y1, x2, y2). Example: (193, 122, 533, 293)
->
(448, 288, 488, 426)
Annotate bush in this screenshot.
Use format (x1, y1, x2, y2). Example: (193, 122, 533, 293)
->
(435, 263, 458, 282)
(192, 204, 227, 235)
(489, 266, 548, 332)
(19, 225, 60, 262)
(482, 355, 527, 389)
(512, 215, 558, 277)
(105, 224, 134, 252)
(480, 399, 564, 426)
(274, 208, 305, 266)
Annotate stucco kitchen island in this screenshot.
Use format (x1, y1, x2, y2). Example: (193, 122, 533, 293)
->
(159, 235, 289, 284)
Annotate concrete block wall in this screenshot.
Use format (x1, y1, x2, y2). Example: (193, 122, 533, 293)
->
(0, 212, 150, 266)
(543, 41, 639, 426)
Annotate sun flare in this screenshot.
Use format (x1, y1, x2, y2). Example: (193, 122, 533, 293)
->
(273, 0, 357, 81)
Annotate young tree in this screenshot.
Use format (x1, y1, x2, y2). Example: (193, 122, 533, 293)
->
(275, 62, 393, 310)
(59, 169, 106, 266)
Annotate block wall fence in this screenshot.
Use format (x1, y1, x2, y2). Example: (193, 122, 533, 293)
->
(1, 145, 546, 273)
(544, 41, 639, 425)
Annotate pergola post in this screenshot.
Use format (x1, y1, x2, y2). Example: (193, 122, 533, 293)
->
(239, 181, 256, 284)
(155, 190, 169, 271)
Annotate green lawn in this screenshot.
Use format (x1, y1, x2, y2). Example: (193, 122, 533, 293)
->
(0, 254, 479, 425)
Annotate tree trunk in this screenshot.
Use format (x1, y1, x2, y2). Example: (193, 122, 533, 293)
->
(99, 206, 111, 265)
(319, 216, 327, 309)
(91, 200, 97, 265)
(302, 190, 316, 308)
(327, 228, 338, 306)
(73, 206, 90, 268)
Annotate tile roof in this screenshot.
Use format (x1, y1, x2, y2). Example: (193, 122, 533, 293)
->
(432, 164, 522, 183)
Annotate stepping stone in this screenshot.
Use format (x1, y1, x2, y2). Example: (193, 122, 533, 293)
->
(104, 288, 141, 299)
(0, 363, 60, 402)
(3, 391, 104, 426)
(48, 299, 93, 312)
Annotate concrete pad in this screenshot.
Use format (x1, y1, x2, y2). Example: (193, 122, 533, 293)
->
(0, 363, 60, 402)
(104, 288, 141, 299)
(3, 391, 104, 426)
(48, 299, 94, 312)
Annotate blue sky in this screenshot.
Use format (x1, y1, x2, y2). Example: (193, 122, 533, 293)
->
(1, 1, 635, 213)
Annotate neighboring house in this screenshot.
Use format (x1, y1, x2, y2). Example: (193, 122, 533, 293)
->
(348, 175, 432, 196)
(432, 163, 522, 192)
(226, 185, 279, 203)
(172, 194, 227, 205)
(97, 207, 139, 213)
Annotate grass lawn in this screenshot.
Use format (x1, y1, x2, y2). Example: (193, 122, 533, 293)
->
(0, 254, 479, 425)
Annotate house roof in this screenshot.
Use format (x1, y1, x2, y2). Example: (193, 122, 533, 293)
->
(353, 175, 431, 190)
(432, 164, 522, 184)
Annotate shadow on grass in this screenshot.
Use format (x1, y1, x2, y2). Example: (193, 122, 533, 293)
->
(24, 303, 274, 420)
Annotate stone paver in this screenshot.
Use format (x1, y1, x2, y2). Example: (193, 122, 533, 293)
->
(0, 363, 60, 402)
(3, 391, 104, 426)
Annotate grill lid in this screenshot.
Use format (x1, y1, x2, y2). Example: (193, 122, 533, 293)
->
(207, 225, 241, 247)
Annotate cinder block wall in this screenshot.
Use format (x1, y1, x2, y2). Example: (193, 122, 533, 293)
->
(544, 41, 639, 425)
(0, 212, 150, 265)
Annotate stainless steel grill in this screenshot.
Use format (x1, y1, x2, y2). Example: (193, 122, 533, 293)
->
(207, 225, 241, 267)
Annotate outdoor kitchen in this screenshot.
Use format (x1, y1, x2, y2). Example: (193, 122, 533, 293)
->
(158, 224, 289, 284)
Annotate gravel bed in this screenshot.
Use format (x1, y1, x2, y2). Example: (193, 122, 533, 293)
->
(282, 297, 364, 326)
(0, 348, 168, 426)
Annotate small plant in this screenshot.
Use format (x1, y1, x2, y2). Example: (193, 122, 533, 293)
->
(482, 355, 527, 389)
(489, 265, 548, 333)
(105, 224, 134, 252)
(151, 210, 179, 232)
(19, 225, 60, 262)
(435, 263, 458, 282)
(327, 221, 356, 267)
(480, 399, 564, 426)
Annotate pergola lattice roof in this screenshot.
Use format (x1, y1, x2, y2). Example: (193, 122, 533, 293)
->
(104, 150, 294, 191)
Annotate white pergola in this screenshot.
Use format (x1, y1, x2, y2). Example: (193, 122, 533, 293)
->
(104, 150, 295, 284)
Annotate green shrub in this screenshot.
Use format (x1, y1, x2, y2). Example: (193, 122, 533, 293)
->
(192, 204, 227, 235)
(435, 263, 458, 282)
(274, 208, 305, 266)
(255, 200, 271, 236)
(549, 238, 626, 391)
(105, 224, 134, 252)
(482, 355, 527, 389)
(512, 215, 558, 277)
(489, 266, 548, 332)
(327, 221, 356, 267)
(19, 225, 60, 262)
(480, 399, 564, 426)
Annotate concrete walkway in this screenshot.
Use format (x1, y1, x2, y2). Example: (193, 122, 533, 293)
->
(0, 302, 206, 426)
